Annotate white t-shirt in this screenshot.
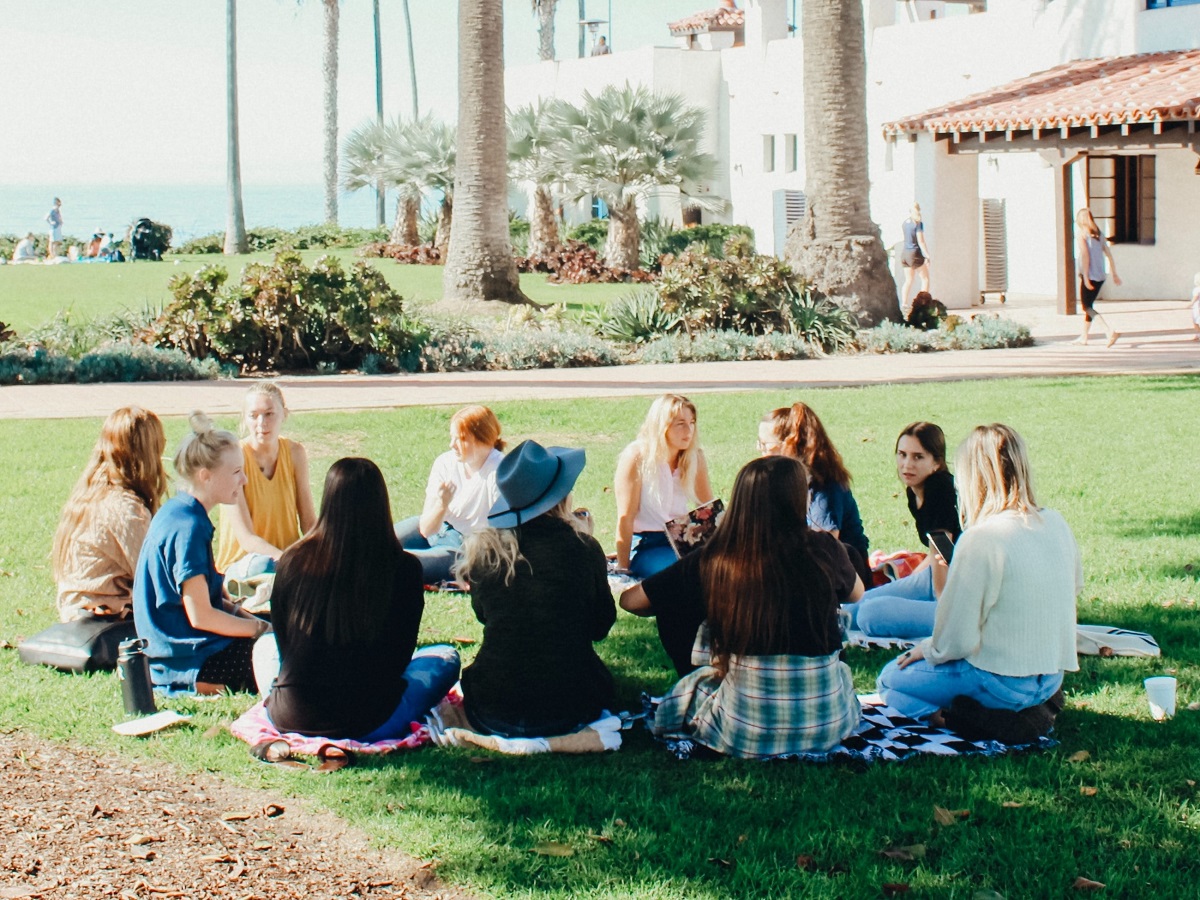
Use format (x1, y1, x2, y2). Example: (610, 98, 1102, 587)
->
(426, 448, 503, 535)
(632, 460, 690, 533)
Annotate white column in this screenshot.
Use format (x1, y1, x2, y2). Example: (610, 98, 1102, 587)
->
(744, 0, 789, 53)
(912, 132, 979, 309)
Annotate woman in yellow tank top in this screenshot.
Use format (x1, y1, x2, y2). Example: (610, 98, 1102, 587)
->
(216, 384, 317, 578)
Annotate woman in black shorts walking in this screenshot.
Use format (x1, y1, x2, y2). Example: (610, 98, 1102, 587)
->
(900, 202, 931, 315)
(1074, 208, 1122, 347)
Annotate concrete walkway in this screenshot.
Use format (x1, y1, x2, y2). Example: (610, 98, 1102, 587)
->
(2, 298, 1196, 420)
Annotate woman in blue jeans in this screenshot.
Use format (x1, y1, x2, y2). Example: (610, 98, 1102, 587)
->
(261, 457, 458, 739)
(877, 424, 1081, 722)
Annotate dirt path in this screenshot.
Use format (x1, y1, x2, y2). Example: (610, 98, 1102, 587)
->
(0, 731, 475, 900)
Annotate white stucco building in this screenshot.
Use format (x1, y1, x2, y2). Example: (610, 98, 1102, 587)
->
(506, 0, 1200, 309)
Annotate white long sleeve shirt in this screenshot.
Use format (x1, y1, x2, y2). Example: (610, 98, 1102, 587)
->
(919, 508, 1081, 676)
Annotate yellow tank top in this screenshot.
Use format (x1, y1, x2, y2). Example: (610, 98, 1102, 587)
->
(216, 438, 302, 572)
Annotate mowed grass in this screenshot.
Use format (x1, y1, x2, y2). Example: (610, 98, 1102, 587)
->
(1, 378, 1198, 898)
(0, 251, 632, 333)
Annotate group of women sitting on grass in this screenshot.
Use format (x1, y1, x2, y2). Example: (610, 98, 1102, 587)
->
(50, 387, 1081, 758)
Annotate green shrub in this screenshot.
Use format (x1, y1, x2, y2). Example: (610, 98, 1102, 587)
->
(659, 223, 755, 261)
(75, 344, 218, 383)
(635, 330, 812, 364)
(862, 316, 1033, 353)
(638, 217, 677, 270)
(0, 347, 76, 385)
(412, 322, 619, 373)
(776, 286, 860, 354)
(586, 288, 682, 344)
(175, 224, 389, 255)
(23, 309, 159, 360)
(145, 252, 420, 373)
(565, 219, 609, 253)
(509, 217, 530, 257)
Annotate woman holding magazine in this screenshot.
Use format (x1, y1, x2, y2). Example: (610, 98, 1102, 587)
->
(614, 394, 714, 580)
(620, 455, 863, 757)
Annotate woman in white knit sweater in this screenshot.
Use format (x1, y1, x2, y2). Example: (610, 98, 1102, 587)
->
(876, 424, 1080, 721)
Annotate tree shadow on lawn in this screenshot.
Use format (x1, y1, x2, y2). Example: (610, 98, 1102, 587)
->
(1116, 510, 1200, 541)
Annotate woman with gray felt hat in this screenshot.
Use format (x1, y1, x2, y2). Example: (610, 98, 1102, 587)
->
(457, 441, 617, 737)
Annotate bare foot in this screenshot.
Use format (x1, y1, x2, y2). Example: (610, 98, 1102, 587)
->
(1071, 336, 1088, 345)
(928, 709, 948, 729)
(1106, 331, 1120, 347)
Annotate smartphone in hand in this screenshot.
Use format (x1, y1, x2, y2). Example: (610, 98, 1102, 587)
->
(927, 530, 956, 565)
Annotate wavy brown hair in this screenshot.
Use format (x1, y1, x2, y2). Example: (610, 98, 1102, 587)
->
(52, 407, 168, 579)
(763, 402, 852, 489)
(701, 456, 836, 675)
(896, 421, 948, 470)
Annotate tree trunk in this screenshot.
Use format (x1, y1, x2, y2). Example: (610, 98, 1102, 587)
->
(528, 185, 559, 257)
(435, 196, 453, 259)
(535, 1, 556, 61)
(442, 0, 531, 304)
(322, 0, 339, 225)
(390, 195, 420, 245)
(604, 199, 640, 270)
(373, 0, 385, 227)
(224, 0, 248, 255)
(783, 0, 898, 325)
(401, 0, 419, 116)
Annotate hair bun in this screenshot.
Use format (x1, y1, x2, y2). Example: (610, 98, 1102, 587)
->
(188, 411, 214, 435)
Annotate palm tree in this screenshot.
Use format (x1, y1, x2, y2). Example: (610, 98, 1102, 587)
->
(224, 0, 248, 255)
(372, 0, 384, 227)
(531, 0, 557, 61)
(321, 0, 339, 224)
(442, 0, 529, 305)
(553, 85, 718, 270)
(341, 115, 455, 250)
(782, 0, 898, 325)
(508, 101, 567, 257)
(401, 0, 419, 116)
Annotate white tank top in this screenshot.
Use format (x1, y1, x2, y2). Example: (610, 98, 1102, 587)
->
(633, 461, 690, 533)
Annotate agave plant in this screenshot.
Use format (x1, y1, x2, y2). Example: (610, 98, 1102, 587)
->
(587, 288, 683, 344)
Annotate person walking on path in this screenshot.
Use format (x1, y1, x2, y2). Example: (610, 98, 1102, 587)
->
(1073, 208, 1122, 347)
(45, 198, 63, 259)
(900, 203, 931, 316)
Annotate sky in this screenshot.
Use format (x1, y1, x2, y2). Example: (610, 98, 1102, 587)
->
(0, 0, 710, 187)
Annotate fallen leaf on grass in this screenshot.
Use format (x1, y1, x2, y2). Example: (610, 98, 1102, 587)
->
(933, 806, 970, 826)
(1072, 876, 1105, 891)
(1067, 750, 1091, 763)
(531, 841, 574, 857)
(1187, 702, 1200, 712)
(613, 818, 627, 827)
(882, 883, 911, 896)
(587, 834, 613, 844)
(201, 725, 224, 739)
(796, 854, 816, 871)
(1080, 786, 1098, 796)
(262, 803, 285, 818)
(708, 857, 733, 869)
(880, 844, 926, 861)
(221, 811, 252, 822)
(1001, 801, 1024, 808)
(451, 636, 477, 645)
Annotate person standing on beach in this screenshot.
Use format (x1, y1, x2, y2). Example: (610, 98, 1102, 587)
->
(1073, 208, 1121, 347)
(45, 198, 63, 259)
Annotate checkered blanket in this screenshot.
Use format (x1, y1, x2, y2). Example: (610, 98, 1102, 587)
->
(646, 694, 1057, 763)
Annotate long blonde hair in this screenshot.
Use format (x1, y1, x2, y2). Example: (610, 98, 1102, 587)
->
(456, 498, 584, 587)
(910, 202, 922, 225)
(239, 382, 288, 438)
(174, 411, 239, 486)
(52, 407, 168, 580)
(955, 423, 1038, 529)
(629, 394, 702, 504)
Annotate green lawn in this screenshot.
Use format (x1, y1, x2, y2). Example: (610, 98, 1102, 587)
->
(1, 378, 1198, 898)
(0, 252, 633, 333)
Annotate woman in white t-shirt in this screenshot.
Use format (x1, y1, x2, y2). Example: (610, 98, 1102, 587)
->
(614, 394, 713, 580)
(395, 406, 505, 584)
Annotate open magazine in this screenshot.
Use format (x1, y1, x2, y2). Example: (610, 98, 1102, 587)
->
(664, 498, 725, 559)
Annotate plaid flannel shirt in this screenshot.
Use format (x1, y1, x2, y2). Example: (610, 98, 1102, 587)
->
(652, 650, 861, 759)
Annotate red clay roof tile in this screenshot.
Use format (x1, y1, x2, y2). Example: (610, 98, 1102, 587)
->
(668, 7, 745, 36)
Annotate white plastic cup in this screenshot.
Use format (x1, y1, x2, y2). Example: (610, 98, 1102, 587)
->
(1144, 676, 1177, 720)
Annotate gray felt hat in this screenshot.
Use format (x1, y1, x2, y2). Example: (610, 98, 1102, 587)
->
(488, 440, 586, 528)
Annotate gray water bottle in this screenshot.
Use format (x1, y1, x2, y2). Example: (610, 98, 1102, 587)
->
(117, 638, 157, 717)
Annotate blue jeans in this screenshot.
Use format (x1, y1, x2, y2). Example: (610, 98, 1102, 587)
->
(359, 645, 462, 741)
(852, 566, 936, 637)
(877, 656, 1064, 720)
(394, 516, 464, 584)
(630, 531, 678, 580)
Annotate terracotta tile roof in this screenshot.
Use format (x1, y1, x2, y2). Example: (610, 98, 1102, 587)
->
(668, 7, 745, 36)
(883, 49, 1200, 137)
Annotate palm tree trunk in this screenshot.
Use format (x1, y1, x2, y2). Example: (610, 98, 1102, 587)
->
(604, 199, 639, 270)
(322, 0, 339, 225)
(390, 195, 420, 245)
(442, 0, 530, 304)
(528, 186, 559, 257)
(435, 196, 453, 259)
(402, 0, 419, 116)
(783, 0, 898, 325)
(534, 1, 557, 61)
(224, 0, 248, 255)
(373, 0, 385, 227)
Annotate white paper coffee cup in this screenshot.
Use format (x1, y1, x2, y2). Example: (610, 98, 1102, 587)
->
(1144, 676, 1177, 720)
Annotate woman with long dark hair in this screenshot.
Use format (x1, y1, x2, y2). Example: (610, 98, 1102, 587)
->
(263, 458, 459, 739)
(621, 456, 863, 758)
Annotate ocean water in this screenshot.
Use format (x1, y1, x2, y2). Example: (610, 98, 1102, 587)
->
(0, 184, 387, 244)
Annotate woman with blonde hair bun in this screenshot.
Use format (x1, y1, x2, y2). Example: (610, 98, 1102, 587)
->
(133, 412, 270, 695)
(52, 407, 169, 622)
(877, 424, 1080, 724)
(615, 394, 714, 580)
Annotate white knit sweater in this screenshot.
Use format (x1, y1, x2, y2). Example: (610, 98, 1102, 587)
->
(919, 508, 1081, 676)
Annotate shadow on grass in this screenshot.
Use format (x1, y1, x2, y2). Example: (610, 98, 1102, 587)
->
(1116, 510, 1200, 540)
